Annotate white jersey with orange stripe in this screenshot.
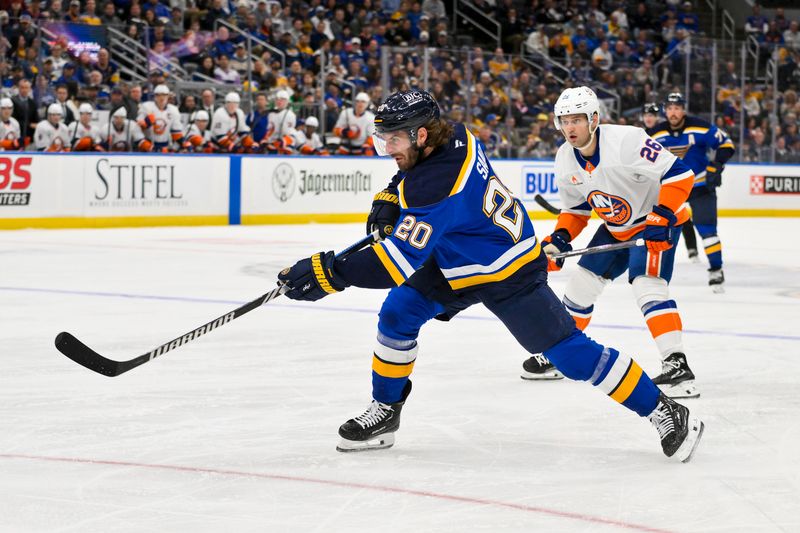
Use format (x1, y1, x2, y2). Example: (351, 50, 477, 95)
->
(210, 107, 250, 143)
(34, 120, 71, 152)
(0, 117, 21, 149)
(67, 121, 102, 148)
(334, 107, 375, 147)
(137, 101, 184, 146)
(554, 124, 693, 241)
(266, 108, 297, 143)
(103, 119, 146, 151)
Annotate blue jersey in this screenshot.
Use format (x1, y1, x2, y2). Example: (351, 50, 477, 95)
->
(647, 117, 735, 188)
(341, 123, 541, 291)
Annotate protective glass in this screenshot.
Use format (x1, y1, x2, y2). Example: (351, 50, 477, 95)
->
(372, 130, 412, 157)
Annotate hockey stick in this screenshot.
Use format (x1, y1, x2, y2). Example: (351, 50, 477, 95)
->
(55, 231, 381, 377)
(534, 194, 561, 215)
(550, 238, 644, 259)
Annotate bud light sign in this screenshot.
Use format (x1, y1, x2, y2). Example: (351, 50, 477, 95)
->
(520, 162, 560, 210)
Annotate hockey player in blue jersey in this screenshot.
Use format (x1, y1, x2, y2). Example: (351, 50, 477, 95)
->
(647, 93, 735, 292)
(277, 90, 704, 462)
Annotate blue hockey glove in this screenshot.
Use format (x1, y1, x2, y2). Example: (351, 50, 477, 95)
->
(644, 205, 677, 253)
(366, 188, 400, 239)
(278, 251, 345, 301)
(705, 164, 723, 189)
(542, 229, 572, 271)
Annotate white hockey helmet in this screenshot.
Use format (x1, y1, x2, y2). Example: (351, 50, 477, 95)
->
(553, 86, 600, 131)
(47, 103, 64, 116)
(355, 92, 370, 103)
(275, 89, 289, 100)
(304, 116, 319, 128)
(79, 102, 93, 114)
(224, 92, 240, 104)
(153, 84, 170, 95)
(194, 109, 210, 122)
(112, 106, 128, 118)
(0, 97, 13, 109)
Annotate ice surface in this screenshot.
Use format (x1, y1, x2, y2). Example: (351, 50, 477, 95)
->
(1, 218, 799, 532)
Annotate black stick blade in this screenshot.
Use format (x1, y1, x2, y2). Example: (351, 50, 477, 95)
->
(55, 332, 122, 377)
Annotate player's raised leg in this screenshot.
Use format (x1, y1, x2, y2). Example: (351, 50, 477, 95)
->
(490, 277, 704, 462)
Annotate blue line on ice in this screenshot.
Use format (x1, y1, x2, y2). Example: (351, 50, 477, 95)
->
(3, 286, 797, 342)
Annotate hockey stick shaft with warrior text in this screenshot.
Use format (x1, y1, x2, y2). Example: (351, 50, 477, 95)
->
(55, 231, 381, 377)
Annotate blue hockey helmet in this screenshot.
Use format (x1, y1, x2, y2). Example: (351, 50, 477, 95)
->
(374, 90, 440, 135)
(663, 92, 686, 109)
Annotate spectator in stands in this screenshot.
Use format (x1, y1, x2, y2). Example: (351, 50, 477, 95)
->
(591, 40, 612, 72)
(101, 1, 121, 25)
(230, 43, 250, 75)
(422, 0, 445, 21)
(785, 21, 800, 51)
(745, 4, 768, 41)
(214, 55, 241, 84)
(64, 0, 81, 22)
(81, 0, 102, 25)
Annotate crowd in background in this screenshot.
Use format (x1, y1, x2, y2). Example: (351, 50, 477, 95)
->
(1, 0, 799, 160)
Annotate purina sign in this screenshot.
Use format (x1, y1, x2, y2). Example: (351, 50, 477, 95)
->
(750, 175, 800, 195)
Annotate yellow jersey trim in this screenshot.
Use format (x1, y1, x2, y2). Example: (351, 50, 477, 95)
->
(372, 245, 405, 285)
(447, 241, 541, 290)
(449, 130, 475, 197)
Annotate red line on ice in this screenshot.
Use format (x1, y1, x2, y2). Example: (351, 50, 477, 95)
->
(1, 453, 675, 533)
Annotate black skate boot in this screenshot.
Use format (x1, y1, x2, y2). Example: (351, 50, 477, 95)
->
(648, 393, 704, 463)
(520, 354, 564, 381)
(708, 267, 725, 293)
(336, 381, 412, 452)
(652, 352, 699, 399)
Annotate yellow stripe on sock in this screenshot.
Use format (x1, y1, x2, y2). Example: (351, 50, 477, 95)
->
(704, 243, 722, 255)
(609, 361, 643, 404)
(372, 355, 415, 378)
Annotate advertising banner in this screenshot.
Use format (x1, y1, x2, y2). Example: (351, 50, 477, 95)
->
(0, 154, 229, 228)
(240, 155, 397, 223)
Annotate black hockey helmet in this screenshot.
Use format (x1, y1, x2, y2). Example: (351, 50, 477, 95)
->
(374, 90, 440, 137)
(664, 92, 686, 108)
(643, 102, 660, 115)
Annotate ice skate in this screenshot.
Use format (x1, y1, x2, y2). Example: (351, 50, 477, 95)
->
(709, 268, 724, 293)
(336, 381, 411, 452)
(648, 393, 704, 463)
(652, 352, 699, 399)
(687, 248, 700, 263)
(521, 354, 564, 380)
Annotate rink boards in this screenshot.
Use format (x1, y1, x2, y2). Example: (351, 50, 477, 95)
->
(1, 152, 799, 229)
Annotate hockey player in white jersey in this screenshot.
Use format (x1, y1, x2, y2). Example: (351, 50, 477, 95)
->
(0, 98, 21, 151)
(293, 116, 329, 155)
(34, 104, 71, 152)
(263, 89, 297, 154)
(137, 84, 184, 152)
(522, 86, 700, 400)
(211, 92, 254, 153)
(67, 103, 103, 151)
(333, 91, 375, 155)
(103, 107, 151, 152)
(183, 110, 215, 153)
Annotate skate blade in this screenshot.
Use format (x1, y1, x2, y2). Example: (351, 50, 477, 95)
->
(520, 370, 564, 381)
(336, 433, 395, 453)
(657, 380, 700, 399)
(675, 417, 705, 463)
(711, 284, 725, 294)
(689, 256, 701, 263)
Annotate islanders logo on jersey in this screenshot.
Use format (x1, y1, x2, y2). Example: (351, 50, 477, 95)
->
(587, 191, 632, 225)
